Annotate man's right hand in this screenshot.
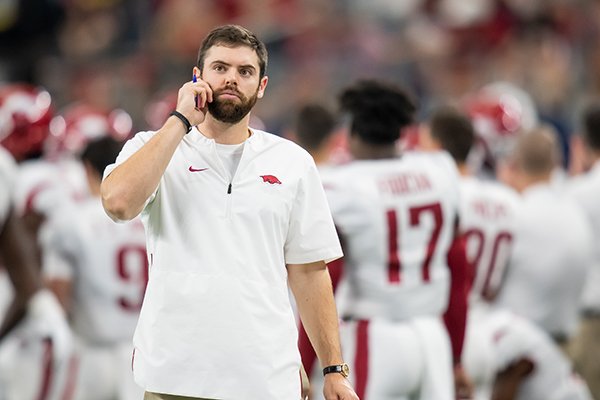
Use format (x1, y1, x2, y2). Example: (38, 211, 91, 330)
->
(176, 73, 213, 126)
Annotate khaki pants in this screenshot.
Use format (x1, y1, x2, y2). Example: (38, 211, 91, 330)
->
(568, 316, 600, 400)
(143, 365, 309, 400)
(144, 392, 216, 400)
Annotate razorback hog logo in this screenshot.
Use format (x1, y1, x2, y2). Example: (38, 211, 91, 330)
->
(260, 175, 282, 185)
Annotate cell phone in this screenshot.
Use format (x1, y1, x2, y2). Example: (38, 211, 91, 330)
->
(192, 74, 198, 109)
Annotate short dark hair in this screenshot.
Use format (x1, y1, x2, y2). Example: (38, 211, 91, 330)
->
(429, 106, 475, 163)
(80, 136, 124, 176)
(582, 101, 600, 151)
(292, 103, 336, 152)
(197, 24, 268, 78)
(339, 79, 416, 144)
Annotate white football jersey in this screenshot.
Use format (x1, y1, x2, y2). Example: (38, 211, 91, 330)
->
(325, 151, 461, 321)
(495, 183, 593, 338)
(459, 177, 521, 304)
(41, 197, 147, 344)
(13, 157, 88, 218)
(464, 304, 592, 400)
(565, 161, 600, 311)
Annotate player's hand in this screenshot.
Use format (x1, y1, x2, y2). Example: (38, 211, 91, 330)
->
(454, 364, 474, 399)
(26, 289, 74, 367)
(175, 75, 213, 126)
(323, 373, 360, 400)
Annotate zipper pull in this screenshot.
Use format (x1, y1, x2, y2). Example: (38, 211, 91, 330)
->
(227, 183, 232, 194)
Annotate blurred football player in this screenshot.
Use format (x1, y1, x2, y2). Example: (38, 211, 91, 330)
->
(420, 106, 521, 305)
(0, 144, 74, 400)
(422, 106, 592, 400)
(318, 79, 466, 400)
(465, 304, 593, 400)
(565, 100, 600, 400)
(41, 136, 146, 400)
(0, 83, 67, 244)
(495, 126, 593, 347)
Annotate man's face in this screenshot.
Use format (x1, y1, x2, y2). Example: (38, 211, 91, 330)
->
(199, 45, 267, 124)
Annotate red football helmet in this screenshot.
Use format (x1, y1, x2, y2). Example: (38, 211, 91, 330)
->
(463, 81, 538, 174)
(46, 103, 133, 159)
(0, 83, 53, 161)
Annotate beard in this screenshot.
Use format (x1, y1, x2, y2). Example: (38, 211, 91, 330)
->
(208, 85, 259, 124)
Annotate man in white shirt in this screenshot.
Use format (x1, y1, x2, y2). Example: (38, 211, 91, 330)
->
(565, 101, 600, 400)
(101, 25, 357, 400)
(496, 126, 593, 346)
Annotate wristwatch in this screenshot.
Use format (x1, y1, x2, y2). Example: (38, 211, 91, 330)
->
(322, 363, 350, 378)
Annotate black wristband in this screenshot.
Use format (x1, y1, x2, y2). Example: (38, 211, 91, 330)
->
(169, 110, 192, 134)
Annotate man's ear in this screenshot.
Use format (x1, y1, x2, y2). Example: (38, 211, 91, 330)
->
(193, 66, 202, 80)
(257, 76, 268, 99)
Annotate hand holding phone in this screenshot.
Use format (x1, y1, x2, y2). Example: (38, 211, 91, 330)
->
(192, 74, 199, 109)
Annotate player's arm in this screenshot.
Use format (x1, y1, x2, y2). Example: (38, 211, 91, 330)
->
(443, 225, 474, 399)
(0, 208, 42, 339)
(298, 257, 344, 377)
(101, 77, 212, 221)
(491, 358, 534, 400)
(1, 211, 73, 367)
(287, 260, 357, 400)
(40, 221, 75, 313)
(44, 279, 72, 313)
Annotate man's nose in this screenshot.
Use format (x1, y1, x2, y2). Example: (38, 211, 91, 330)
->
(225, 71, 238, 85)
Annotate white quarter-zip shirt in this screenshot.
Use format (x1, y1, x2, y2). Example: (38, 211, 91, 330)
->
(103, 127, 343, 399)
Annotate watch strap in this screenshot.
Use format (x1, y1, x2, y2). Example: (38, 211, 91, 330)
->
(322, 363, 349, 377)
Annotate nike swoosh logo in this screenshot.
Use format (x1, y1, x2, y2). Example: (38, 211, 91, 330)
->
(189, 166, 209, 172)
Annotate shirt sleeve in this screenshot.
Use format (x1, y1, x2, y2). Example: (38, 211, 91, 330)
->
(285, 159, 343, 265)
(102, 130, 159, 207)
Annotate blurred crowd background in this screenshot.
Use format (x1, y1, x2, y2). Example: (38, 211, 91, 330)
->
(2, 0, 600, 165)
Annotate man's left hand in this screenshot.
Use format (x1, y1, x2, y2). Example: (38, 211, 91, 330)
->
(323, 373, 359, 400)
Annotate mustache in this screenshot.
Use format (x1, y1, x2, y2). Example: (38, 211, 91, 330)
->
(214, 86, 243, 97)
